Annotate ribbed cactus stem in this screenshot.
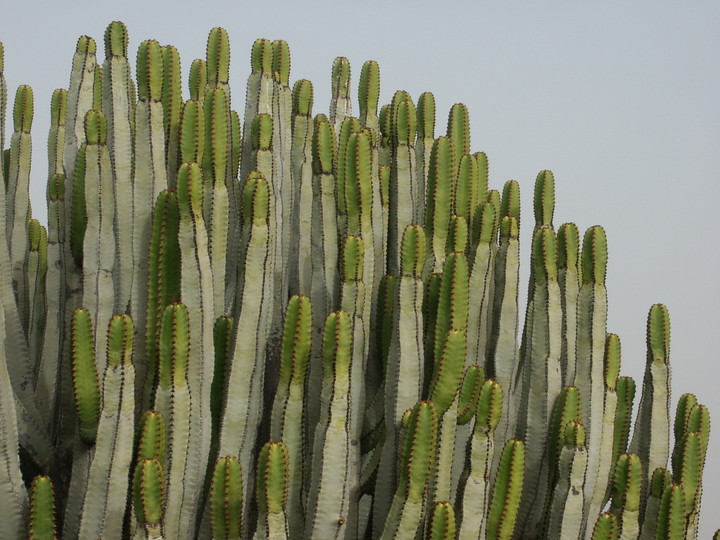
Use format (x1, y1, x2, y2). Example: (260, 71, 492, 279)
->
(609, 453, 643, 540)
(29, 475, 57, 540)
(102, 21, 134, 314)
(629, 303, 671, 512)
(457, 378, 502, 540)
(78, 314, 136, 540)
(306, 311, 354, 539)
(256, 441, 290, 539)
(270, 295, 312, 536)
(545, 420, 588, 539)
(132, 458, 165, 539)
(210, 456, 243, 539)
(486, 438, 525, 540)
(380, 400, 438, 539)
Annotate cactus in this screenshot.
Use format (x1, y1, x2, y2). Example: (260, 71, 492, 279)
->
(0, 21, 711, 540)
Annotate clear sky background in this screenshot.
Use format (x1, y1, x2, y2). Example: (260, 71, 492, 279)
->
(2, 1, 719, 536)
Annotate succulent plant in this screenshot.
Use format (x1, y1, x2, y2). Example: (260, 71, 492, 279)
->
(0, 20, 712, 540)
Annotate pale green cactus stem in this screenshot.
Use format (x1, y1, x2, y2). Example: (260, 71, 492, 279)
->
(674, 431, 704, 536)
(176, 161, 216, 535)
(590, 512, 619, 540)
(206, 27, 230, 97)
(309, 117, 338, 323)
(29, 476, 57, 540)
(132, 458, 165, 540)
(428, 329, 467, 505)
(343, 129, 376, 357)
(573, 225, 609, 521)
(612, 376, 636, 476)
(673, 398, 710, 539)
(7, 85, 33, 332)
(189, 58, 207, 103)
(102, 22, 134, 315)
(154, 302, 192, 539)
(387, 94, 418, 274)
(288, 79, 314, 297)
(609, 453, 642, 540)
(48, 89, 67, 176)
(414, 92, 435, 224)
(256, 441, 290, 539)
(544, 420, 589, 539)
(63, 36, 97, 186)
(330, 56, 352, 133)
(271, 40, 294, 315)
(426, 136, 456, 272)
(210, 456, 243, 540)
(358, 60, 380, 132)
(93, 64, 103, 109)
(654, 483, 685, 540)
(584, 333, 623, 537)
(629, 303, 671, 513)
(428, 501, 456, 540)
(129, 410, 166, 537)
(380, 400, 438, 539)
(269, 295, 312, 536)
(306, 311, 354, 540)
(239, 38, 272, 185)
(638, 467, 672, 540)
(178, 99, 205, 166)
(27, 219, 47, 377)
(374, 225, 427, 527)
(202, 87, 231, 318)
(142, 189, 180, 410)
(130, 39, 169, 360)
(470, 152, 489, 241)
(36, 174, 65, 428)
(457, 378, 503, 540)
(466, 202, 497, 367)
(485, 438, 525, 540)
(546, 386, 581, 499)
(0, 300, 29, 540)
(487, 216, 520, 451)
(218, 171, 273, 532)
(78, 314, 136, 540)
(338, 234, 367, 534)
(557, 222, 580, 384)
(515, 225, 562, 537)
(334, 116, 360, 241)
(78, 109, 116, 377)
(454, 154, 479, 249)
(162, 44, 182, 183)
(433, 250, 469, 368)
(447, 103, 470, 174)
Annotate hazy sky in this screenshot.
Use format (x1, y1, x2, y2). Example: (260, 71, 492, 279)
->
(2, 1, 719, 536)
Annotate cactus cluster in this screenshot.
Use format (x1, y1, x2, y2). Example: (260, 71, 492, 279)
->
(0, 21, 714, 540)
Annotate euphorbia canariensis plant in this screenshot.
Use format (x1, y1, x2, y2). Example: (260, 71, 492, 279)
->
(0, 20, 712, 540)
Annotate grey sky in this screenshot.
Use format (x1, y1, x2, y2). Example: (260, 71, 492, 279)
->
(2, 1, 719, 536)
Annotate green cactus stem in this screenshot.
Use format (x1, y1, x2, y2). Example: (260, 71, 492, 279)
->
(457, 378, 502, 540)
(256, 441, 290, 539)
(29, 475, 57, 540)
(629, 304, 671, 512)
(270, 295, 312, 535)
(485, 438, 525, 540)
(78, 314, 136, 540)
(306, 311, 354, 539)
(380, 400, 438, 539)
(209, 456, 243, 539)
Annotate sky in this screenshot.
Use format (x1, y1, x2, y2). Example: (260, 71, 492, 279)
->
(2, 1, 719, 536)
